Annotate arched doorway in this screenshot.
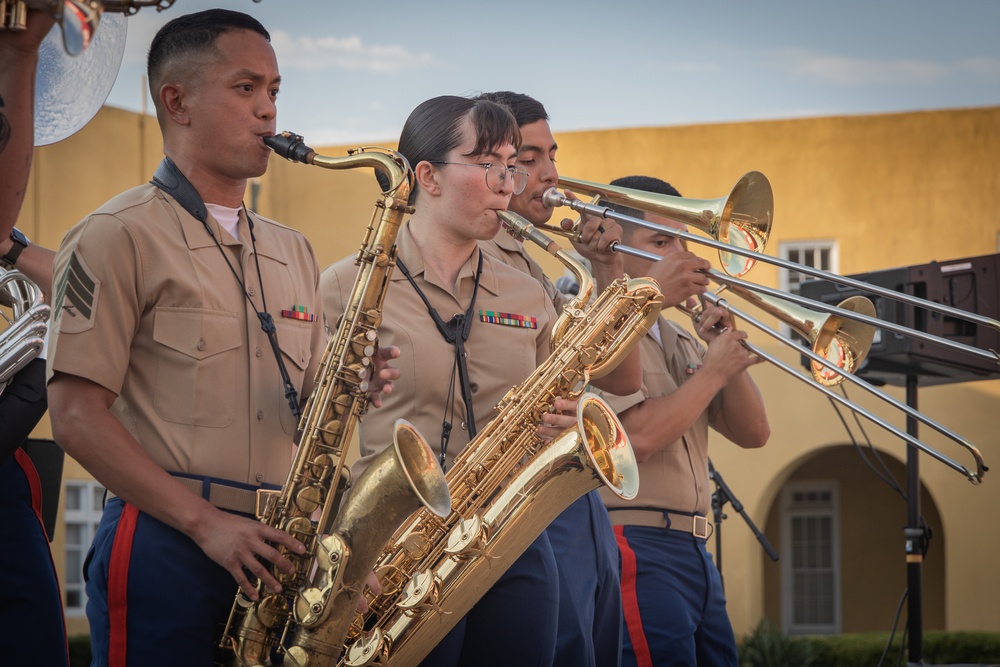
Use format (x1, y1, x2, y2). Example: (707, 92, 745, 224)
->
(759, 445, 945, 634)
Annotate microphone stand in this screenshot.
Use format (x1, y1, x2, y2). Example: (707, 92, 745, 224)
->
(709, 457, 779, 591)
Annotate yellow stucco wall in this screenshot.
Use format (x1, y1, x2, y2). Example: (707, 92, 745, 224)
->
(18, 104, 999, 640)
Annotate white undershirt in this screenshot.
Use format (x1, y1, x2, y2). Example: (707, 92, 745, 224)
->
(649, 317, 664, 346)
(206, 203, 241, 240)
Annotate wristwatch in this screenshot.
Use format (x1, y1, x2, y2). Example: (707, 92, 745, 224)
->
(1, 227, 28, 268)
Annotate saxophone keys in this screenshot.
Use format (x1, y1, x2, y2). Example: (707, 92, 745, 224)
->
(396, 569, 439, 613)
(444, 515, 487, 557)
(345, 628, 388, 666)
(294, 586, 328, 626)
(253, 593, 291, 629)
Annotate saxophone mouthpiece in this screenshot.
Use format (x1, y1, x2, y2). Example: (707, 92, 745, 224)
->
(265, 131, 316, 164)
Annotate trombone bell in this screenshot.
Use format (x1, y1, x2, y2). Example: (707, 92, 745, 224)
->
(809, 295, 877, 386)
(553, 171, 773, 277)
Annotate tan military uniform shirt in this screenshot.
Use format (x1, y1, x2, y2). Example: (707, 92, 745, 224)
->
(481, 233, 571, 311)
(598, 317, 721, 519)
(47, 184, 326, 487)
(322, 222, 557, 475)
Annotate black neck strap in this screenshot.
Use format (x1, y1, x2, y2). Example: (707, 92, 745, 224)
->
(151, 157, 301, 420)
(396, 251, 483, 468)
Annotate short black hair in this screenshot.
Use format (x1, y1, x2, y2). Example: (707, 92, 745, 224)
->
(607, 175, 681, 220)
(475, 91, 549, 128)
(147, 9, 270, 100)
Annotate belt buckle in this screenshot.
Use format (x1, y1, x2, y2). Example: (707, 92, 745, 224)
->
(692, 515, 710, 539)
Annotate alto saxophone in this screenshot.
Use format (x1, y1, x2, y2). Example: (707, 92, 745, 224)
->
(340, 211, 664, 667)
(219, 133, 451, 667)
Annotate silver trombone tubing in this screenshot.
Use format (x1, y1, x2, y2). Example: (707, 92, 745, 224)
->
(542, 187, 1000, 337)
(595, 242, 987, 482)
(609, 242, 996, 367)
(698, 290, 987, 484)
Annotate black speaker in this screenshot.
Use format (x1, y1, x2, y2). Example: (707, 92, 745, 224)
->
(799, 253, 1000, 387)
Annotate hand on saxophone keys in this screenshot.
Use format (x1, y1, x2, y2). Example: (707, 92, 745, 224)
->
(537, 396, 580, 440)
(368, 344, 401, 408)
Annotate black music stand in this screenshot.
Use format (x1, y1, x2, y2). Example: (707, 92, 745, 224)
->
(708, 458, 778, 591)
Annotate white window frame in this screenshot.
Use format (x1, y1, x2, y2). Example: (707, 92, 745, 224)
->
(780, 480, 841, 635)
(63, 480, 105, 617)
(777, 240, 839, 338)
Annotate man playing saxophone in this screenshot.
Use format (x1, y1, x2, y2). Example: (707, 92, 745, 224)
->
(597, 175, 770, 667)
(45, 10, 393, 665)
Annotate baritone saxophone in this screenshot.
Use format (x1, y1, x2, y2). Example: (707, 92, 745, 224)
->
(219, 132, 451, 667)
(340, 211, 664, 667)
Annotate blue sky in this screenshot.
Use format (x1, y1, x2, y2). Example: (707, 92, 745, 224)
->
(94, 0, 1000, 146)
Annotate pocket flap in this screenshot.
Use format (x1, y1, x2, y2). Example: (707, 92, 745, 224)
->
(153, 308, 241, 360)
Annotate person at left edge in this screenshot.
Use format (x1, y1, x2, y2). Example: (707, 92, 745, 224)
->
(46, 10, 396, 665)
(0, 9, 67, 667)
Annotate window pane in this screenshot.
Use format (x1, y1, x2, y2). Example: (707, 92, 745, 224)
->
(65, 485, 81, 511)
(66, 590, 81, 608)
(66, 550, 83, 584)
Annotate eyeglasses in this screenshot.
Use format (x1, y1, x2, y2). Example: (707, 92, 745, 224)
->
(428, 161, 529, 195)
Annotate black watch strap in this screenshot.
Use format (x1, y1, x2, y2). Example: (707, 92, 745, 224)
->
(2, 228, 28, 267)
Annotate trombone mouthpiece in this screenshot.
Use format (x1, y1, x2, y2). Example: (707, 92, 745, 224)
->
(542, 187, 565, 209)
(265, 131, 316, 164)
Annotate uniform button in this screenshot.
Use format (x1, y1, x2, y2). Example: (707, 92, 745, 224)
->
(257, 409, 264, 420)
(255, 472, 263, 483)
(197, 338, 206, 351)
(248, 287, 256, 297)
(461, 421, 468, 430)
(256, 347, 263, 357)
(470, 382, 479, 393)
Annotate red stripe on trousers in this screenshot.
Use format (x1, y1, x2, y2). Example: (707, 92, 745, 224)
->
(13, 448, 46, 535)
(615, 525, 653, 667)
(14, 448, 71, 658)
(109, 503, 140, 667)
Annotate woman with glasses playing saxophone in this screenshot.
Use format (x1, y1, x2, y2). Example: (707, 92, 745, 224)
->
(320, 95, 644, 667)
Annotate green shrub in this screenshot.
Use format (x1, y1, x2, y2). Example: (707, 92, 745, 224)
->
(68, 634, 91, 667)
(740, 625, 1000, 667)
(739, 620, 816, 667)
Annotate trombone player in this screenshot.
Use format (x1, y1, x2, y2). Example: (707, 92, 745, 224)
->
(596, 176, 770, 667)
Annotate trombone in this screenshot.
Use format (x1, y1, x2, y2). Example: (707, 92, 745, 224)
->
(534, 176, 992, 483)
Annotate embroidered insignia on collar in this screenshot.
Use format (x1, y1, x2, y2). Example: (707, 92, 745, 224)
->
(479, 309, 537, 329)
(281, 305, 316, 322)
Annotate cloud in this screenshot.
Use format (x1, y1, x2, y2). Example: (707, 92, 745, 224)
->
(270, 30, 433, 73)
(780, 49, 947, 85)
(956, 56, 1000, 79)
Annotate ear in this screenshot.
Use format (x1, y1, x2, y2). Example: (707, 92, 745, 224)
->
(159, 83, 191, 127)
(414, 161, 442, 197)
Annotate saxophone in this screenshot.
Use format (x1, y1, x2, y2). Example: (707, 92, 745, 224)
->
(340, 211, 664, 667)
(219, 132, 451, 667)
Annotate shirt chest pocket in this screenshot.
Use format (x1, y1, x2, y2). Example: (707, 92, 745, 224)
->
(275, 321, 312, 435)
(153, 308, 241, 427)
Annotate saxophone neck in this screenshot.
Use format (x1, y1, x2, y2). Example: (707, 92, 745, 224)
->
(496, 210, 594, 307)
(266, 132, 414, 204)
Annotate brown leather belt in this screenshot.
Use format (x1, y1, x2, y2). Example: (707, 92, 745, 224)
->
(609, 508, 713, 539)
(107, 476, 266, 515)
